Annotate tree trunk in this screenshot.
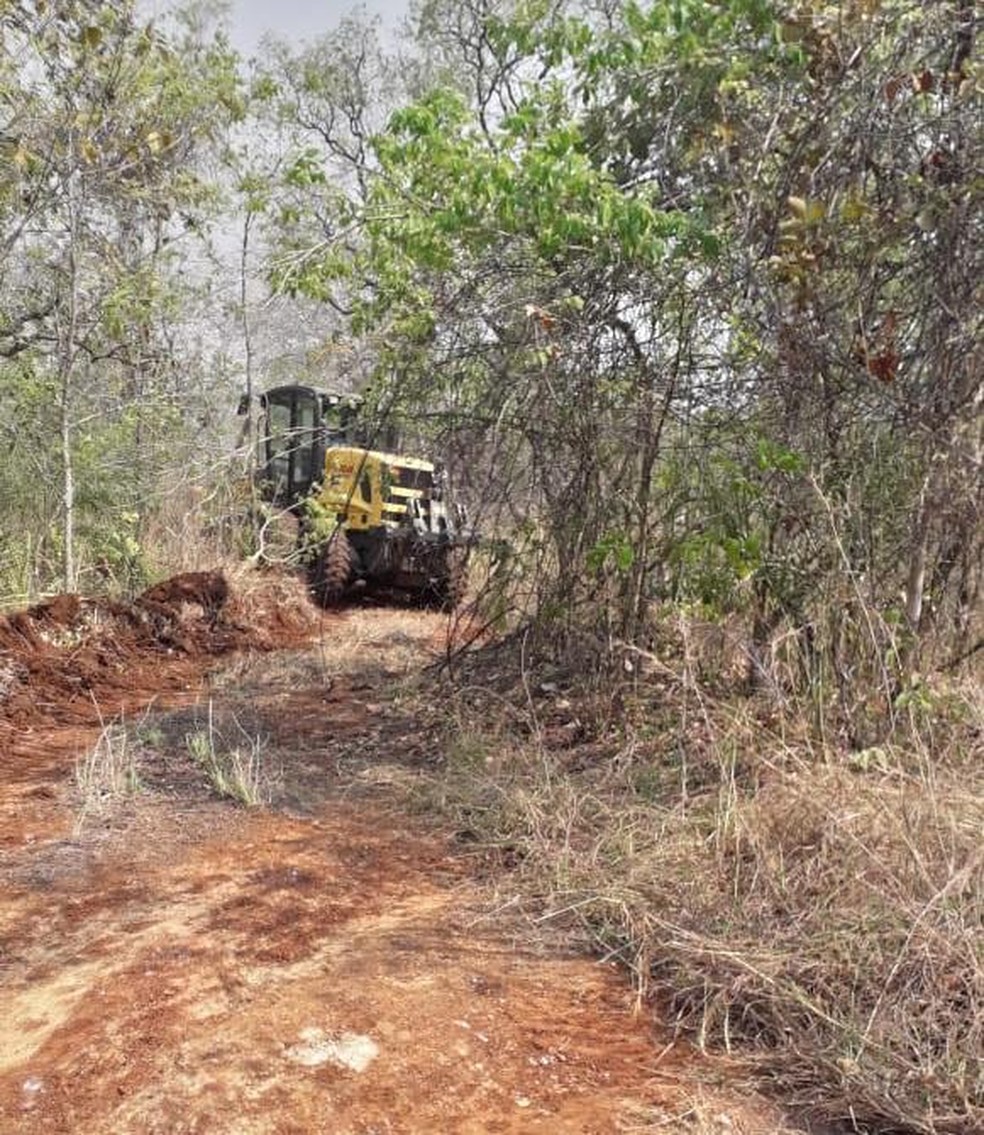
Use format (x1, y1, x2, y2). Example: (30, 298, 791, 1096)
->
(240, 210, 263, 551)
(241, 210, 255, 451)
(60, 389, 75, 594)
(59, 192, 81, 595)
(904, 510, 929, 632)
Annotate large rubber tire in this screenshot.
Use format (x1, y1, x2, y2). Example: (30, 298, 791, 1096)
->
(310, 530, 354, 607)
(429, 547, 469, 612)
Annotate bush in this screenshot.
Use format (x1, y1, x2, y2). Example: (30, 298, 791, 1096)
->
(419, 630, 983, 1134)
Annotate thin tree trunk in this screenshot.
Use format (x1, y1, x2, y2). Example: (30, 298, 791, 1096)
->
(59, 196, 81, 594)
(60, 389, 75, 593)
(241, 210, 255, 450)
(904, 474, 932, 633)
(240, 210, 263, 552)
(626, 383, 658, 641)
(617, 305, 684, 641)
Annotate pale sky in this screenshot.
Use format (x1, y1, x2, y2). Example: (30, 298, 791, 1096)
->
(227, 0, 409, 54)
(142, 1, 409, 55)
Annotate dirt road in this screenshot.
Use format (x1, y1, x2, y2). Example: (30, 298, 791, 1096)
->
(0, 577, 799, 1133)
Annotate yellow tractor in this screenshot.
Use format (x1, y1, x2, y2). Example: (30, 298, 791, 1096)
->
(254, 384, 472, 609)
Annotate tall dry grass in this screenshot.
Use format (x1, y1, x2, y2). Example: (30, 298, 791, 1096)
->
(419, 613, 983, 1134)
(74, 721, 143, 831)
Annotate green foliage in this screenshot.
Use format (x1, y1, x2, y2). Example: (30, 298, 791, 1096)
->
(0, 0, 244, 596)
(0, 361, 61, 600)
(349, 83, 689, 317)
(0, 351, 190, 601)
(283, 149, 327, 189)
(297, 496, 341, 564)
(587, 532, 635, 575)
(658, 431, 817, 624)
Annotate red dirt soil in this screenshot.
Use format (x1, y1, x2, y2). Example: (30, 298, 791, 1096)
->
(0, 572, 801, 1134)
(0, 571, 304, 733)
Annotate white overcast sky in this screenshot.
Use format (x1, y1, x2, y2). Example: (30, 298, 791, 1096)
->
(142, 1, 409, 54)
(227, 0, 409, 54)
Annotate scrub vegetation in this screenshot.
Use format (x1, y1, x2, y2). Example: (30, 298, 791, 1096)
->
(1, 2, 979, 1130)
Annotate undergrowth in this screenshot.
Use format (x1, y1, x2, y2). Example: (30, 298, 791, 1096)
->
(74, 721, 142, 830)
(185, 701, 271, 807)
(422, 615, 983, 1135)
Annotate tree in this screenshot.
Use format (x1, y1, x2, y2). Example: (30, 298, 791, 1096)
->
(0, 0, 243, 594)
(264, 0, 979, 692)
(267, 3, 742, 641)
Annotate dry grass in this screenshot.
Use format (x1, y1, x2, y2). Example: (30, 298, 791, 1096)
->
(617, 1087, 810, 1133)
(307, 603, 450, 679)
(417, 625, 983, 1134)
(74, 721, 142, 830)
(185, 701, 274, 808)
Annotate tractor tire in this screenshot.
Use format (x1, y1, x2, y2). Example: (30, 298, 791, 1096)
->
(310, 530, 354, 607)
(430, 547, 469, 612)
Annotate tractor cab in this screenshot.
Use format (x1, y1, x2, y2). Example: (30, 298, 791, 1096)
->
(256, 385, 375, 509)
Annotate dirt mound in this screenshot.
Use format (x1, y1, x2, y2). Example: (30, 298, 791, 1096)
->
(0, 570, 319, 735)
(139, 569, 230, 626)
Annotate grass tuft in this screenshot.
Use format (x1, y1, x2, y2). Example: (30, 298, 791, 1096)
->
(185, 701, 271, 807)
(74, 721, 142, 829)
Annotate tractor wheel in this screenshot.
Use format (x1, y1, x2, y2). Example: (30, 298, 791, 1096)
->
(431, 548, 469, 612)
(310, 530, 354, 607)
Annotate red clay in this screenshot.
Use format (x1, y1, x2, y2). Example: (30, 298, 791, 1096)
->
(0, 573, 798, 1134)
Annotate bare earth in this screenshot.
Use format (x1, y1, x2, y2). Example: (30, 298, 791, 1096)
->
(0, 575, 799, 1134)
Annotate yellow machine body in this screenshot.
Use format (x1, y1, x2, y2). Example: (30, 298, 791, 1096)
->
(317, 447, 436, 532)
